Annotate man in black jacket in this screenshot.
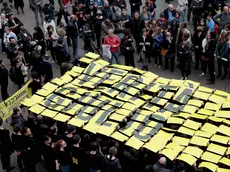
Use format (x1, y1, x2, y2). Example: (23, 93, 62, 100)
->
(163, 4, 176, 21)
(0, 58, 9, 100)
(206, 32, 217, 84)
(190, 0, 204, 29)
(67, 15, 79, 58)
(129, 0, 142, 16)
(131, 12, 144, 62)
(0, 117, 14, 172)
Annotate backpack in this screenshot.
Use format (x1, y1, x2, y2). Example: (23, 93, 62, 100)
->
(9, 67, 16, 82)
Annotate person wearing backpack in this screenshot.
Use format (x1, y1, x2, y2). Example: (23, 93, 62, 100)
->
(0, 58, 9, 100)
(102, 146, 122, 172)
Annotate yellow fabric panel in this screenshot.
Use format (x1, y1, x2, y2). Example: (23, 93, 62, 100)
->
(85, 52, 100, 59)
(215, 111, 230, 119)
(194, 130, 213, 138)
(183, 119, 201, 130)
(177, 153, 197, 166)
(165, 143, 184, 153)
(125, 136, 144, 150)
(70, 66, 84, 74)
(201, 123, 218, 134)
(111, 131, 128, 142)
(173, 113, 190, 119)
(155, 77, 170, 85)
(210, 134, 230, 145)
(29, 104, 45, 114)
(219, 157, 230, 167)
(160, 148, 179, 161)
(109, 113, 126, 122)
(116, 108, 132, 117)
(183, 146, 203, 158)
(167, 117, 184, 125)
(68, 118, 85, 127)
(83, 123, 100, 134)
(209, 94, 226, 104)
(181, 105, 197, 114)
(41, 109, 58, 118)
(178, 126, 195, 136)
(190, 136, 209, 147)
(97, 125, 116, 137)
(207, 143, 227, 155)
(197, 86, 213, 93)
(217, 125, 230, 136)
(172, 136, 190, 146)
(201, 151, 222, 164)
(204, 102, 221, 111)
(222, 101, 230, 109)
(208, 116, 224, 123)
(197, 108, 214, 116)
(193, 91, 211, 100)
(53, 113, 70, 122)
(50, 78, 65, 86)
(214, 90, 229, 98)
(198, 162, 218, 172)
(218, 168, 230, 172)
(190, 113, 207, 120)
(187, 99, 204, 107)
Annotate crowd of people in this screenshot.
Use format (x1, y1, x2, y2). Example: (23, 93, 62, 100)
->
(0, 0, 230, 171)
(0, 107, 201, 172)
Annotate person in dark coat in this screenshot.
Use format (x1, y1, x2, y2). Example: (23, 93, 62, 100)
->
(190, 0, 204, 30)
(14, 0, 24, 14)
(0, 58, 9, 100)
(39, 55, 53, 84)
(153, 157, 170, 172)
(55, 37, 70, 67)
(192, 25, 206, 70)
(33, 26, 46, 55)
(0, 117, 14, 172)
(30, 45, 43, 74)
(11, 126, 24, 170)
(163, 4, 176, 21)
(131, 12, 144, 62)
(41, 135, 56, 172)
(11, 107, 26, 128)
(139, 28, 153, 71)
(7, 14, 23, 35)
(121, 29, 135, 67)
(67, 15, 79, 58)
(43, 1, 55, 20)
(28, 71, 42, 95)
(205, 32, 217, 84)
(129, 0, 142, 16)
(102, 146, 122, 172)
(21, 127, 37, 172)
(94, 11, 104, 49)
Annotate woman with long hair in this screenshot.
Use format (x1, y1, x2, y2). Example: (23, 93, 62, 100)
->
(54, 139, 72, 172)
(216, 32, 229, 80)
(140, 6, 151, 22)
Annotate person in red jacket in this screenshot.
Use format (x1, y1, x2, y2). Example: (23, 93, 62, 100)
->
(103, 29, 121, 64)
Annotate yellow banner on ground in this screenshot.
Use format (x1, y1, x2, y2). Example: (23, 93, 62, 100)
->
(0, 81, 32, 121)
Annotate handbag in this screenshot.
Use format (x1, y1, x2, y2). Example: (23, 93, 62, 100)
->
(161, 48, 168, 57)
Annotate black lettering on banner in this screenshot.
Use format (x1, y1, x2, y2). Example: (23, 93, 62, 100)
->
(150, 113, 166, 122)
(120, 75, 138, 84)
(173, 88, 193, 104)
(109, 69, 126, 75)
(77, 112, 92, 121)
(95, 110, 112, 125)
(113, 83, 127, 91)
(46, 94, 64, 108)
(164, 103, 181, 113)
(131, 113, 149, 123)
(146, 120, 163, 130)
(134, 126, 161, 141)
(84, 62, 97, 75)
(5, 90, 27, 107)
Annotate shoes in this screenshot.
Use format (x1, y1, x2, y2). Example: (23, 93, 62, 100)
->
(199, 72, 205, 76)
(137, 58, 143, 63)
(154, 64, 157, 67)
(158, 65, 162, 68)
(216, 74, 220, 78)
(221, 76, 226, 80)
(206, 81, 215, 85)
(180, 77, 185, 80)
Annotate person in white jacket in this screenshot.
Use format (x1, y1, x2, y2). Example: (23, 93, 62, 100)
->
(177, 0, 188, 21)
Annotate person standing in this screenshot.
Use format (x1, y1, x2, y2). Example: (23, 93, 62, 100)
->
(67, 15, 79, 58)
(132, 12, 144, 62)
(121, 29, 135, 67)
(214, 6, 230, 31)
(0, 117, 14, 172)
(204, 32, 217, 84)
(43, 1, 55, 20)
(0, 58, 9, 100)
(94, 11, 104, 49)
(129, 0, 141, 16)
(190, 0, 204, 30)
(192, 25, 206, 71)
(139, 28, 152, 71)
(103, 29, 120, 64)
(154, 26, 164, 68)
(163, 4, 176, 21)
(216, 32, 229, 80)
(177, 0, 188, 21)
(178, 32, 191, 80)
(29, 0, 44, 26)
(39, 55, 53, 84)
(21, 127, 37, 172)
(14, 0, 24, 14)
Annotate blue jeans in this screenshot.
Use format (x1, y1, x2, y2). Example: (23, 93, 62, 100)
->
(110, 50, 120, 64)
(72, 36, 78, 58)
(60, 165, 70, 172)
